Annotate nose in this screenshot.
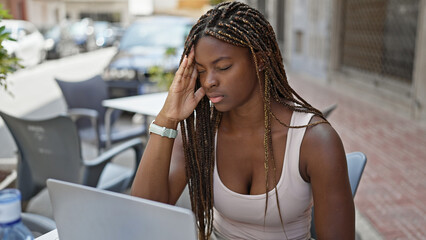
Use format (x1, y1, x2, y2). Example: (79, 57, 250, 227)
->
(201, 72, 219, 89)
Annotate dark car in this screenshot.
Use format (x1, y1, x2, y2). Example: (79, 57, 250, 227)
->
(102, 16, 194, 98)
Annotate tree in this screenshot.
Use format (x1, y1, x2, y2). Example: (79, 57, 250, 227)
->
(210, 0, 227, 5)
(0, 4, 21, 95)
(148, 47, 176, 91)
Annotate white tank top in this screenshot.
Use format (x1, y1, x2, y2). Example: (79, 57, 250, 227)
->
(213, 111, 314, 240)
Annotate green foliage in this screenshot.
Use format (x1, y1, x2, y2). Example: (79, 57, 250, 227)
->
(0, 4, 22, 95)
(0, 5, 11, 19)
(148, 47, 178, 90)
(165, 47, 176, 57)
(148, 65, 174, 91)
(210, 0, 227, 5)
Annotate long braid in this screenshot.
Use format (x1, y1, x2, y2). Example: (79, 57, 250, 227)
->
(179, 2, 327, 239)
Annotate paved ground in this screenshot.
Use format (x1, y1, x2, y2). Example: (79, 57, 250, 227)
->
(289, 72, 426, 240)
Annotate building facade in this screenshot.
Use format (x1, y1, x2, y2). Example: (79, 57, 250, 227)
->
(243, 0, 426, 124)
(0, 0, 27, 20)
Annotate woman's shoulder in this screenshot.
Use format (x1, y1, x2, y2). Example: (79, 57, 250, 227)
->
(300, 115, 346, 180)
(303, 115, 342, 148)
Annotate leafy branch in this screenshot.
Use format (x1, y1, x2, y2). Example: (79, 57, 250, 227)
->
(210, 0, 227, 5)
(0, 4, 22, 95)
(148, 47, 177, 91)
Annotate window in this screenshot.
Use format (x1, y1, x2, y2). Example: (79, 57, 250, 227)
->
(341, 0, 419, 83)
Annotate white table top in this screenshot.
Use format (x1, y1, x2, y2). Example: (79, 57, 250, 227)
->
(102, 92, 168, 116)
(35, 229, 58, 240)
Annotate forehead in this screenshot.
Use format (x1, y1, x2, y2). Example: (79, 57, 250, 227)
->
(194, 36, 250, 62)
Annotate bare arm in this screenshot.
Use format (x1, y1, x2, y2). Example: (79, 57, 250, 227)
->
(130, 128, 187, 204)
(301, 117, 355, 239)
(130, 48, 205, 204)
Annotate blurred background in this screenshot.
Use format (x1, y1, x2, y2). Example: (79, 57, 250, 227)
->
(1, 0, 424, 121)
(0, 0, 425, 239)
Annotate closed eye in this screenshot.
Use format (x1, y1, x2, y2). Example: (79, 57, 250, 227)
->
(219, 65, 232, 71)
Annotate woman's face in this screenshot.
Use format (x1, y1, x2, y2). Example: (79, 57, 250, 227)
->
(194, 36, 260, 112)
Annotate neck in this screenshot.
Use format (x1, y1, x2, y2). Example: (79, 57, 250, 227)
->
(220, 93, 265, 133)
(219, 97, 294, 134)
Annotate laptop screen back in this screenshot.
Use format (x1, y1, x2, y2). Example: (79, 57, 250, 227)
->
(47, 179, 198, 240)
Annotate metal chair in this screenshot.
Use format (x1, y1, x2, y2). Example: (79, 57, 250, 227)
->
(0, 111, 143, 203)
(321, 104, 337, 118)
(345, 152, 368, 197)
(21, 212, 57, 237)
(310, 151, 367, 239)
(55, 74, 146, 153)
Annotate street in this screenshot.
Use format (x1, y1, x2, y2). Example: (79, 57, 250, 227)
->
(0, 47, 116, 157)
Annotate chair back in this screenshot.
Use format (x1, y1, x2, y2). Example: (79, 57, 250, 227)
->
(321, 104, 337, 118)
(346, 152, 367, 197)
(0, 111, 84, 201)
(55, 75, 120, 129)
(21, 212, 57, 236)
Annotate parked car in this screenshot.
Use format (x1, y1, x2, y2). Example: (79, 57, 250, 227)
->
(93, 21, 116, 48)
(44, 22, 80, 59)
(102, 16, 194, 98)
(110, 23, 125, 45)
(0, 20, 46, 67)
(69, 18, 97, 52)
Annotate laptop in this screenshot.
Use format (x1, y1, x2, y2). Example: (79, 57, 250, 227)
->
(46, 179, 198, 240)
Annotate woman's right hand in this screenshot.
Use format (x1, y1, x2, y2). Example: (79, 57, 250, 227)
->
(156, 48, 205, 128)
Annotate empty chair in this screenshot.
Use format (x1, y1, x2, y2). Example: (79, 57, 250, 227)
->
(321, 104, 337, 118)
(345, 152, 367, 196)
(21, 212, 57, 237)
(310, 151, 367, 239)
(55, 75, 146, 152)
(0, 111, 143, 203)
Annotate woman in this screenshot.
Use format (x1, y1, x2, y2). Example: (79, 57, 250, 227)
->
(131, 2, 354, 239)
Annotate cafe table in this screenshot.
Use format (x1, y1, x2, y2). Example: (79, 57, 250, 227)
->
(35, 229, 58, 240)
(102, 92, 168, 147)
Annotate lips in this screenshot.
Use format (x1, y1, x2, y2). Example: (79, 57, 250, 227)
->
(207, 94, 224, 104)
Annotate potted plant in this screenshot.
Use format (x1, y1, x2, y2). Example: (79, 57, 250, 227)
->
(0, 4, 21, 96)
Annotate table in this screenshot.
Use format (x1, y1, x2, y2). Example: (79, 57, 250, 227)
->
(35, 229, 58, 240)
(102, 92, 168, 147)
(0, 169, 16, 190)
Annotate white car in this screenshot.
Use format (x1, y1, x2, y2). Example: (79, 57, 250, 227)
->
(1, 20, 46, 67)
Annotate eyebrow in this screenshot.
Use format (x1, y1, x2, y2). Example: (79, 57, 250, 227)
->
(195, 56, 232, 66)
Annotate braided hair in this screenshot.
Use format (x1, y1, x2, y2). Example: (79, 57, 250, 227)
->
(179, 2, 327, 239)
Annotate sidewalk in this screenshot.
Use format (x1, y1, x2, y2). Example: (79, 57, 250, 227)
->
(289, 72, 426, 239)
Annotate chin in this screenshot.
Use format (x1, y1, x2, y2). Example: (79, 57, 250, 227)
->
(212, 104, 229, 113)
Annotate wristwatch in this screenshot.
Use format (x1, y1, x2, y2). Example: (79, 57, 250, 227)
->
(149, 120, 177, 139)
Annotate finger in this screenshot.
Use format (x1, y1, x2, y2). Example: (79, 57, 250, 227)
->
(188, 67, 198, 89)
(193, 87, 206, 104)
(174, 55, 188, 81)
(182, 59, 194, 81)
(182, 65, 191, 82)
(187, 47, 195, 66)
(183, 48, 196, 80)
